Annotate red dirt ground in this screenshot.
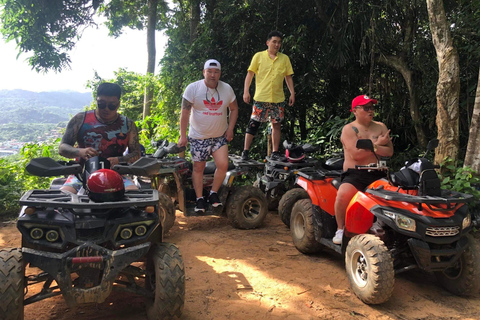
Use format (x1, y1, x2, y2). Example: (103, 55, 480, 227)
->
(1, 211, 480, 320)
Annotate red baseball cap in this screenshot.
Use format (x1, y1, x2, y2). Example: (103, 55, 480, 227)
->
(351, 95, 378, 112)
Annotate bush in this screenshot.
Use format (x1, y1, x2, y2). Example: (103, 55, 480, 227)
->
(0, 142, 56, 219)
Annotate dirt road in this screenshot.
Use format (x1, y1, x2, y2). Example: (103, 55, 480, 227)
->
(1, 212, 480, 320)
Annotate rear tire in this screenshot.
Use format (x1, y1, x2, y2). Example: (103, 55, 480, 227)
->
(0, 248, 24, 320)
(290, 199, 323, 254)
(345, 234, 394, 304)
(226, 186, 268, 229)
(435, 234, 480, 296)
(279, 188, 309, 227)
(145, 243, 185, 320)
(158, 192, 176, 235)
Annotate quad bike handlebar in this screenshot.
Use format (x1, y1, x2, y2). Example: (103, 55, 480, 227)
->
(26, 157, 82, 177)
(152, 139, 186, 159)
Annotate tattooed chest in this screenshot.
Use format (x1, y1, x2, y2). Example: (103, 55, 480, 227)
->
(352, 126, 379, 141)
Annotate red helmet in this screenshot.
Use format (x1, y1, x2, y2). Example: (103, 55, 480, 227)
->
(87, 169, 125, 202)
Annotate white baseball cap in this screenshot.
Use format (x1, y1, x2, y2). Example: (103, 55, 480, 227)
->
(204, 59, 221, 70)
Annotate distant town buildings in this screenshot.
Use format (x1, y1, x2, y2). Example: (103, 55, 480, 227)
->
(0, 127, 63, 158)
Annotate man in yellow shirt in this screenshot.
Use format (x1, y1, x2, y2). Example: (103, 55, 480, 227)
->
(241, 31, 295, 161)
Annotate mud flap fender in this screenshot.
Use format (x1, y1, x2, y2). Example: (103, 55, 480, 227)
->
(345, 192, 375, 235)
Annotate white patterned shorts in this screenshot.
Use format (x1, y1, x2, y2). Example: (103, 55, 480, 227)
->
(188, 136, 228, 162)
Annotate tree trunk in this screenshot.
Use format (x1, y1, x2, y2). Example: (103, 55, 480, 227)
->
(426, 0, 460, 166)
(190, 0, 200, 43)
(143, 0, 158, 119)
(464, 66, 480, 171)
(378, 55, 427, 148)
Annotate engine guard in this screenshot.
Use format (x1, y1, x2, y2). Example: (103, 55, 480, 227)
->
(407, 236, 468, 272)
(22, 242, 151, 306)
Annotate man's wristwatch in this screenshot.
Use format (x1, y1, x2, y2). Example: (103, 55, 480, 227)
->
(374, 144, 378, 152)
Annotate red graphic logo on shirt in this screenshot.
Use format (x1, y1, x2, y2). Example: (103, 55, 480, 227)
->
(203, 96, 223, 111)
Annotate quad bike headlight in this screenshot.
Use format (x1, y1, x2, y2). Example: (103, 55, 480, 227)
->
(383, 210, 416, 232)
(30, 228, 44, 240)
(462, 214, 471, 230)
(45, 230, 59, 242)
(135, 225, 147, 236)
(120, 228, 133, 240)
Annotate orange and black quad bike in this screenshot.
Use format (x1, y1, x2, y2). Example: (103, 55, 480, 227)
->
(286, 139, 480, 305)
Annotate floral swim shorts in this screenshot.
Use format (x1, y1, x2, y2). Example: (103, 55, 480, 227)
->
(251, 101, 285, 123)
(188, 136, 228, 162)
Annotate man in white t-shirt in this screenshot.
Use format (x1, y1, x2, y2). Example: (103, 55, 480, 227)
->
(178, 59, 239, 213)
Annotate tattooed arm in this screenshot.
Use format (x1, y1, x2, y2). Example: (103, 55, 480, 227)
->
(113, 119, 141, 165)
(59, 113, 97, 160)
(178, 98, 192, 147)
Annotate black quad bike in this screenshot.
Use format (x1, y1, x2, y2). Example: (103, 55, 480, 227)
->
(254, 140, 320, 216)
(137, 139, 268, 229)
(0, 156, 185, 320)
(286, 139, 480, 304)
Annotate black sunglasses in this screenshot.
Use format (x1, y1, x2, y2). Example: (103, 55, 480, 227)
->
(97, 101, 119, 111)
(355, 105, 375, 112)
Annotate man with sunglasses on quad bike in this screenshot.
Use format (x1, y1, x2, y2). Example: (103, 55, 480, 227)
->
(333, 95, 393, 244)
(178, 59, 239, 213)
(59, 82, 142, 193)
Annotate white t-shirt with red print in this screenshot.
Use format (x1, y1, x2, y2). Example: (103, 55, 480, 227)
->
(183, 80, 236, 139)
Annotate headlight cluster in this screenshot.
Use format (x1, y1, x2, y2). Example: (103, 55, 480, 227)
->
(383, 210, 416, 232)
(116, 220, 154, 241)
(29, 227, 61, 242)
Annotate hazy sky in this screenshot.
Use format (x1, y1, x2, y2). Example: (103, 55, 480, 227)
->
(0, 22, 168, 93)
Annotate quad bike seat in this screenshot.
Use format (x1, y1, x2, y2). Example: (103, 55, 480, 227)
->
(204, 161, 235, 174)
(331, 177, 342, 190)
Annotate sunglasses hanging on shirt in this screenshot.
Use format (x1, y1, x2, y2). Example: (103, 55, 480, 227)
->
(205, 87, 220, 104)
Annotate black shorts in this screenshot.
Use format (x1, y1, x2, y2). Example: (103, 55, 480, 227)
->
(340, 168, 386, 191)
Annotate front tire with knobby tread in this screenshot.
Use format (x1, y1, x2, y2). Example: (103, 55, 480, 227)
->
(0, 248, 24, 320)
(278, 188, 309, 227)
(226, 186, 268, 229)
(345, 234, 394, 304)
(145, 243, 185, 320)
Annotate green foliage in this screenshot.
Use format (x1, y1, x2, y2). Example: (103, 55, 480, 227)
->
(439, 158, 480, 201)
(0, 0, 98, 72)
(100, 0, 170, 35)
(0, 141, 57, 218)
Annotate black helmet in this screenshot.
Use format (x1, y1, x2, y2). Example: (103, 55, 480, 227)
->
(390, 168, 419, 189)
(285, 145, 305, 163)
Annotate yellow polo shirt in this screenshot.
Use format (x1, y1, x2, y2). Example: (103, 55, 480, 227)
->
(248, 50, 294, 103)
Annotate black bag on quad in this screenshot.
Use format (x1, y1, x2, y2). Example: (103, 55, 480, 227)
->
(0, 156, 185, 320)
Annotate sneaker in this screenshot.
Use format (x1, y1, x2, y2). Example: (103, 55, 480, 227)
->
(241, 150, 249, 161)
(195, 197, 206, 213)
(333, 229, 343, 244)
(270, 151, 287, 162)
(209, 192, 222, 207)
